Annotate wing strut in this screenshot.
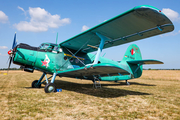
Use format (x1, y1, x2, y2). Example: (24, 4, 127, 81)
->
(93, 32, 112, 65)
(133, 63, 143, 74)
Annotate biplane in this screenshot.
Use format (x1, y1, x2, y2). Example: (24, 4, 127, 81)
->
(7, 5, 174, 93)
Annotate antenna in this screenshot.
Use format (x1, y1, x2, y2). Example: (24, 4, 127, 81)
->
(102, 53, 106, 57)
(56, 33, 58, 44)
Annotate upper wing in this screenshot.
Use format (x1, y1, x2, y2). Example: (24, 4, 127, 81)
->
(57, 63, 130, 79)
(127, 59, 164, 64)
(59, 5, 174, 53)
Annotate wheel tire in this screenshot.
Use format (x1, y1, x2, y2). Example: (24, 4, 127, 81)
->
(44, 83, 56, 93)
(32, 80, 41, 88)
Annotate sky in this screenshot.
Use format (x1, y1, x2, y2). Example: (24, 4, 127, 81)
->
(0, 0, 180, 69)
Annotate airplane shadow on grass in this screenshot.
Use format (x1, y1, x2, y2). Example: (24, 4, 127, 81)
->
(25, 80, 153, 98)
(117, 81, 156, 86)
(54, 80, 152, 98)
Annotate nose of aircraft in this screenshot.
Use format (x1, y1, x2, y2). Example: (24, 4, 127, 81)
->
(7, 50, 12, 55)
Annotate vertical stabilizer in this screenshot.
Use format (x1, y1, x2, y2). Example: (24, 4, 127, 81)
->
(121, 44, 143, 78)
(122, 44, 142, 62)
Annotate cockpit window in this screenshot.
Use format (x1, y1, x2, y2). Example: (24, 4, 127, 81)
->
(39, 44, 44, 48)
(39, 43, 60, 53)
(41, 44, 49, 49)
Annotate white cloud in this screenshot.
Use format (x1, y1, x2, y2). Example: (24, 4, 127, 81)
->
(162, 8, 180, 22)
(0, 53, 8, 56)
(0, 11, 8, 23)
(18, 6, 26, 16)
(81, 25, 89, 32)
(0, 46, 8, 49)
(14, 7, 71, 32)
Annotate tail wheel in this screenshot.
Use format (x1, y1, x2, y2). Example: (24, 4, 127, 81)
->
(44, 83, 56, 93)
(32, 80, 41, 88)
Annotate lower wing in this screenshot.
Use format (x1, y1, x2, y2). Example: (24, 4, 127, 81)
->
(57, 63, 130, 80)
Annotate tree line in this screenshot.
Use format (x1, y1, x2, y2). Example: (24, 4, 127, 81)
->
(0, 68, 179, 70)
(0, 68, 21, 70)
(143, 68, 180, 70)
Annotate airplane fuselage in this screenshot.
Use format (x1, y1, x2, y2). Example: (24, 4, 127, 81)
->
(13, 43, 120, 75)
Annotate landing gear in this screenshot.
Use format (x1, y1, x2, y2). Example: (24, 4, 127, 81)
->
(114, 80, 118, 83)
(32, 80, 41, 88)
(32, 72, 58, 93)
(126, 80, 130, 85)
(44, 83, 56, 93)
(92, 76, 101, 88)
(44, 73, 57, 93)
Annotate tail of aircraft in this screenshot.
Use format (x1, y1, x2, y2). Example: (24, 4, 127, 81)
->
(121, 44, 143, 78)
(100, 44, 163, 81)
(122, 44, 142, 62)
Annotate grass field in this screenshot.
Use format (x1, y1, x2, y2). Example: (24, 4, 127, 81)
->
(0, 70, 180, 120)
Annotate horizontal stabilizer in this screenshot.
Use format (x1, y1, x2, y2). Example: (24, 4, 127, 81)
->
(127, 59, 163, 65)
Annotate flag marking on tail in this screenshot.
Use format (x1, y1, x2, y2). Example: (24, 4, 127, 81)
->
(130, 49, 135, 55)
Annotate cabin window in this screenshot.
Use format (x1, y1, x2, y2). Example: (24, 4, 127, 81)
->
(53, 46, 59, 51)
(70, 58, 73, 62)
(52, 46, 59, 53)
(64, 56, 68, 60)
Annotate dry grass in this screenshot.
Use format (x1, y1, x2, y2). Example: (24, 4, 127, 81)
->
(0, 70, 180, 119)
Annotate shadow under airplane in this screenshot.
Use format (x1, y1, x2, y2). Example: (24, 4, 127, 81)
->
(116, 81, 156, 86)
(53, 80, 151, 98)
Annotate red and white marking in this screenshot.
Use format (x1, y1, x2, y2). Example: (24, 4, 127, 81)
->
(130, 49, 135, 55)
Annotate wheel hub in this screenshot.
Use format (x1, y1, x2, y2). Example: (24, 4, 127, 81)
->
(48, 86, 54, 92)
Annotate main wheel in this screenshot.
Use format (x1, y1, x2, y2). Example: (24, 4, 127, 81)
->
(32, 80, 41, 88)
(44, 83, 56, 93)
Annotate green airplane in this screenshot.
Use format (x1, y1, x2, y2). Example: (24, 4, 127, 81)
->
(8, 5, 174, 93)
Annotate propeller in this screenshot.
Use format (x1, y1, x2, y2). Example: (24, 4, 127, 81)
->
(7, 32, 17, 72)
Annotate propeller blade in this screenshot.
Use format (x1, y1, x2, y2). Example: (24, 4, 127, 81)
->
(12, 32, 16, 49)
(7, 57, 12, 73)
(6, 56, 10, 64)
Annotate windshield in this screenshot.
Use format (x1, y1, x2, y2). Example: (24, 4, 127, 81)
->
(39, 43, 60, 52)
(39, 44, 44, 48)
(40, 44, 49, 49)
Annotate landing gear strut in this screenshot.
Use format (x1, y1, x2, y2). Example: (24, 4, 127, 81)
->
(32, 80, 41, 88)
(31, 72, 57, 93)
(126, 80, 130, 85)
